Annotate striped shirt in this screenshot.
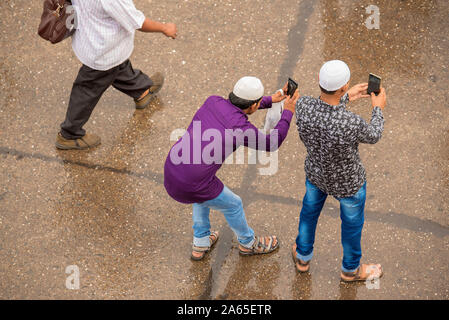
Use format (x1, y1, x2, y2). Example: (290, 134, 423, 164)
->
(71, 0, 145, 71)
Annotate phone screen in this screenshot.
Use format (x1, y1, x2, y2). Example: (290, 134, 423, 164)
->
(367, 74, 381, 95)
(287, 78, 298, 96)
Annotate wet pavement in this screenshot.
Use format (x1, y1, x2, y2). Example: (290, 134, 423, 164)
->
(0, 0, 448, 299)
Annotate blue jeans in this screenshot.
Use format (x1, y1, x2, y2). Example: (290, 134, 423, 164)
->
(193, 186, 255, 248)
(295, 178, 366, 272)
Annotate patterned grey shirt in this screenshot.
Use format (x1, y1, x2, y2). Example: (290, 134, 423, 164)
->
(295, 93, 384, 198)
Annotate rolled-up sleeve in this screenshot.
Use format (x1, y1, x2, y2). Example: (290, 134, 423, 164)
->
(101, 0, 145, 32)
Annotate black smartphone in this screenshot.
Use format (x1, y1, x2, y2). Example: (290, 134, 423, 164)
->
(367, 73, 381, 96)
(287, 78, 298, 97)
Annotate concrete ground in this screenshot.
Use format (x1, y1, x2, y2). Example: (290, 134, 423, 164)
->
(0, 0, 448, 299)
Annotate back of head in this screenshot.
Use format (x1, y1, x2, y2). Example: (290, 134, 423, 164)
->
(319, 60, 351, 94)
(229, 76, 264, 109)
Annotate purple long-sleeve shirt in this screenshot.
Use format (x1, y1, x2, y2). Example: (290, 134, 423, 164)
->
(164, 95, 293, 204)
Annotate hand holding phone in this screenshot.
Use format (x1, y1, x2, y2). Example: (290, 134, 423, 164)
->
(284, 89, 300, 113)
(367, 73, 381, 96)
(287, 78, 298, 97)
(371, 87, 386, 110)
(347, 83, 370, 102)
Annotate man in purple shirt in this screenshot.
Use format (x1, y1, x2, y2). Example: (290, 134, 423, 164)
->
(164, 77, 299, 260)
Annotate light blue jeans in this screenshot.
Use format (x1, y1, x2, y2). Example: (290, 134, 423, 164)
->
(295, 178, 366, 273)
(193, 186, 255, 248)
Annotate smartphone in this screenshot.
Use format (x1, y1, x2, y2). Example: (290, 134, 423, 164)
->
(367, 73, 381, 96)
(287, 78, 298, 97)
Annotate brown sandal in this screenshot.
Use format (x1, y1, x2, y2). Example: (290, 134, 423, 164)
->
(190, 231, 219, 261)
(239, 235, 279, 256)
(340, 263, 383, 282)
(291, 244, 310, 273)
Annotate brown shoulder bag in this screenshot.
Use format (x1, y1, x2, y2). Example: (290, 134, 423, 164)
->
(38, 0, 76, 44)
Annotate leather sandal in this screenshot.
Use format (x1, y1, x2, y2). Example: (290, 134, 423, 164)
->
(191, 231, 219, 261)
(238, 235, 279, 256)
(291, 244, 311, 273)
(341, 263, 383, 282)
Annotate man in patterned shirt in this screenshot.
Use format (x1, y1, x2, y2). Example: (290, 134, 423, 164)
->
(291, 60, 387, 282)
(56, 0, 177, 150)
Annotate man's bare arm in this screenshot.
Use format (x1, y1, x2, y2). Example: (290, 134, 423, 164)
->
(139, 18, 177, 39)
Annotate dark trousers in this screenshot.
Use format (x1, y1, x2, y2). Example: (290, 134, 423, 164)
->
(60, 59, 153, 139)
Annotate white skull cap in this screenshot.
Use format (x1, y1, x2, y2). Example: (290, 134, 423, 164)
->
(233, 76, 264, 101)
(319, 60, 351, 91)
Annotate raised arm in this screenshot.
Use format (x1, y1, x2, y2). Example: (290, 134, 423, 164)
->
(356, 108, 384, 144)
(237, 110, 293, 151)
(357, 87, 387, 144)
(258, 81, 289, 110)
(235, 89, 299, 151)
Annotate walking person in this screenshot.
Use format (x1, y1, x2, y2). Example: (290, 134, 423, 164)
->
(292, 60, 386, 282)
(56, 0, 177, 150)
(164, 77, 299, 260)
